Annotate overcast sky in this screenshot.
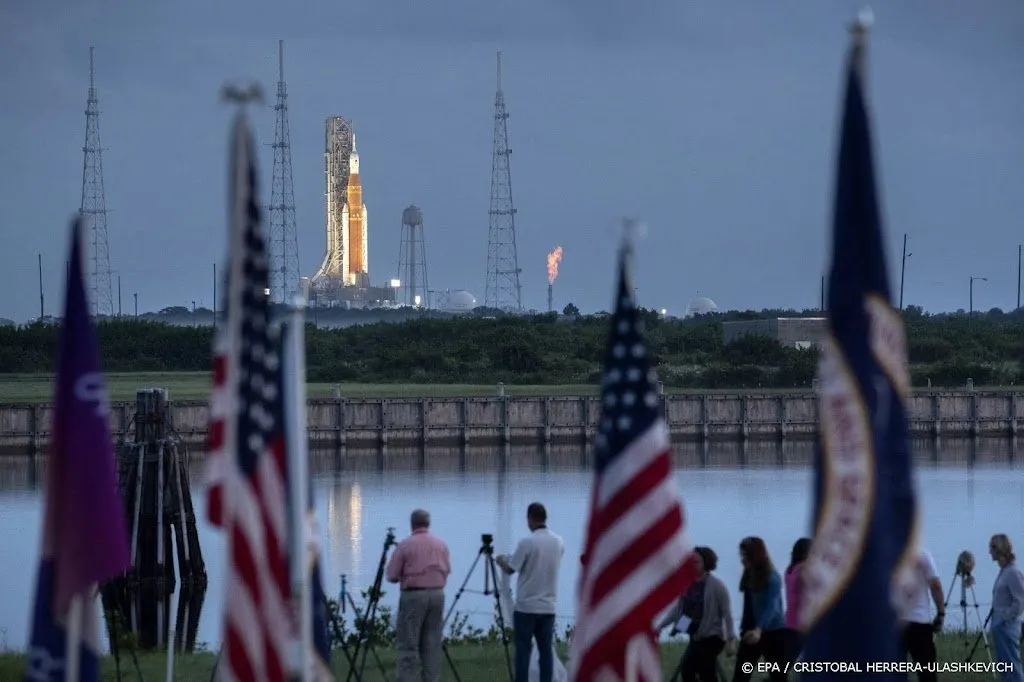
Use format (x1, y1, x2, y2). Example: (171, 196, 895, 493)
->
(1, 0, 1022, 322)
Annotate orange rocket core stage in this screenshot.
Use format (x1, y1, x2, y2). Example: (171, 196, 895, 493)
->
(347, 171, 366, 276)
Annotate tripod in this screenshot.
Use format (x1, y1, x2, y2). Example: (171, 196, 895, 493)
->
(334, 574, 388, 680)
(346, 527, 397, 682)
(944, 568, 994, 668)
(442, 534, 514, 682)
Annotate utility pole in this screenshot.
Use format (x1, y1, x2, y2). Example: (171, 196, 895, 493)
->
(899, 233, 911, 310)
(37, 254, 44, 320)
(213, 262, 217, 321)
(969, 276, 987, 316)
(118, 275, 122, 316)
(820, 275, 825, 312)
(1017, 245, 1021, 310)
(134, 292, 138, 318)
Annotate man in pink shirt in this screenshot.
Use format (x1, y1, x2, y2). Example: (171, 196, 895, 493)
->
(386, 509, 452, 682)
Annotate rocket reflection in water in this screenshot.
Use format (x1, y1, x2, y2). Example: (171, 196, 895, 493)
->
(326, 479, 363, 586)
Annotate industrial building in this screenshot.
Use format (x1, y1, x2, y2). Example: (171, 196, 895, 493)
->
(722, 317, 827, 349)
(310, 116, 395, 308)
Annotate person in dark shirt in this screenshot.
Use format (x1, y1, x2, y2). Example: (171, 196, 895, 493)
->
(658, 547, 736, 682)
(732, 537, 787, 682)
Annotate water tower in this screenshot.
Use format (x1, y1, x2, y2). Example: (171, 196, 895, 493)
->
(397, 205, 428, 307)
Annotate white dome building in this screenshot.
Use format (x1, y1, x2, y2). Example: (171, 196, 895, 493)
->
(444, 290, 477, 313)
(684, 296, 718, 318)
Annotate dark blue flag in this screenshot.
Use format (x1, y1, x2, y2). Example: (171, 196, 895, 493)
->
(25, 217, 131, 681)
(799, 20, 921, 680)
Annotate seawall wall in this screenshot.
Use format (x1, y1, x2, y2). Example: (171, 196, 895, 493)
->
(1, 390, 1021, 454)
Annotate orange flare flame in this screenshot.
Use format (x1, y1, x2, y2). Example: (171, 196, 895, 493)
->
(546, 246, 564, 285)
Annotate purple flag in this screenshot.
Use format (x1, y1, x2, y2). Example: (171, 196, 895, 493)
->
(24, 216, 130, 682)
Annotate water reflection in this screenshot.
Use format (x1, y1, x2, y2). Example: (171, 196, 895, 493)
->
(101, 582, 207, 653)
(2, 438, 1024, 651)
(327, 480, 364, 581)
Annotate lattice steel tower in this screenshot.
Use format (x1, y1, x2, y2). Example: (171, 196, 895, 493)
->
(397, 205, 428, 307)
(484, 52, 522, 311)
(268, 40, 301, 304)
(80, 47, 114, 317)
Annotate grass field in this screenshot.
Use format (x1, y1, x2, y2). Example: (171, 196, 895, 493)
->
(0, 634, 1009, 681)
(0, 372, 816, 403)
(0, 372, 1016, 404)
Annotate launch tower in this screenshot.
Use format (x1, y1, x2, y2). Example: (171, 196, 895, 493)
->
(397, 205, 428, 307)
(80, 47, 114, 317)
(484, 52, 523, 311)
(311, 118, 389, 307)
(268, 40, 301, 305)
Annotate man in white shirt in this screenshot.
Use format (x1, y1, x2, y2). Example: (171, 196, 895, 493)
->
(900, 549, 945, 682)
(497, 502, 565, 682)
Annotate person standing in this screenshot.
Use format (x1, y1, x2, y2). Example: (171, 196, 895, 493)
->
(497, 502, 565, 682)
(989, 534, 1024, 682)
(783, 538, 811, 664)
(732, 537, 787, 682)
(897, 549, 944, 682)
(386, 509, 452, 682)
(658, 546, 736, 682)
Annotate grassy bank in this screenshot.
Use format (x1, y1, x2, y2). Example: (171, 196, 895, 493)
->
(0, 372, 825, 403)
(0, 633, 1007, 681)
(2, 372, 1017, 404)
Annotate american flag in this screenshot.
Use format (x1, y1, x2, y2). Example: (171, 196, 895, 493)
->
(207, 110, 293, 682)
(568, 237, 699, 682)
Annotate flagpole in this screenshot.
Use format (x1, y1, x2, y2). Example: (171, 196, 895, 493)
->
(63, 594, 83, 682)
(285, 293, 312, 682)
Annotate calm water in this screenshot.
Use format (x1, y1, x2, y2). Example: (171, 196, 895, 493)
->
(1, 439, 1023, 652)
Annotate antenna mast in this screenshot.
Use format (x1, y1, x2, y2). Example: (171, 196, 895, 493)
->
(269, 39, 301, 304)
(484, 51, 523, 311)
(80, 47, 114, 317)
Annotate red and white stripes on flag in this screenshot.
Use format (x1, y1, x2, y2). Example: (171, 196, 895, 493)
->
(568, 242, 699, 682)
(207, 110, 294, 682)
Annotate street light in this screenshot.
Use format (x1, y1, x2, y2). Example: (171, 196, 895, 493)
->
(969, 276, 987, 316)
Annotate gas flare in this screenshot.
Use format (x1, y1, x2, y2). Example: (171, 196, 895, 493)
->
(547, 246, 564, 285)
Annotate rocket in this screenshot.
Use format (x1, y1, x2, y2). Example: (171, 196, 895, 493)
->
(341, 134, 369, 285)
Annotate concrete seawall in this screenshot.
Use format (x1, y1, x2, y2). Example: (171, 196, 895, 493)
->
(1, 390, 1021, 454)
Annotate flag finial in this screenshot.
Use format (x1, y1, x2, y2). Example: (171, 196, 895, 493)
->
(220, 82, 265, 106)
(850, 7, 873, 44)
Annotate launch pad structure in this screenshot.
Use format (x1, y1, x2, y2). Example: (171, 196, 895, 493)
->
(311, 116, 395, 308)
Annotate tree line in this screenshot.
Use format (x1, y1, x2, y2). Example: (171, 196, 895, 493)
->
(1, 305, 1021, 388)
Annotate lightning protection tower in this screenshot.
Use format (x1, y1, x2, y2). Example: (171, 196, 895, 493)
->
(397, 205, 428, 307)
(268, 40, 301, 304)
(80, 47, 114, 317)
(484, 51, 523, 312)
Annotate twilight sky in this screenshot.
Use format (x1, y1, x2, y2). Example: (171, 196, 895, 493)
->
(1, 0, 1022, 322)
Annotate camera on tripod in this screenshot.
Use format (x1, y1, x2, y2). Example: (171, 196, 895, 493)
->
(956, 550, 976, 587)
(481, 533, 494, 551)
(385, 527, 397, 549)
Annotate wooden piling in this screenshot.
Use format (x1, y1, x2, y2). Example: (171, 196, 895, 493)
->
(101, 388, 207, 653)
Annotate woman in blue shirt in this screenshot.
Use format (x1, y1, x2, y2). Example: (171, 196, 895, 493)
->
(732, 536, 788, 682)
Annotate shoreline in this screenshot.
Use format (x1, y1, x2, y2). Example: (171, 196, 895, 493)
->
(2, 388, 1022, 453)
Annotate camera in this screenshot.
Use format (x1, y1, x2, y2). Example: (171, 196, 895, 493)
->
(481, 533, 494, 546)
(385, 527, 397, 549)
(956, 551, 976, 578)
